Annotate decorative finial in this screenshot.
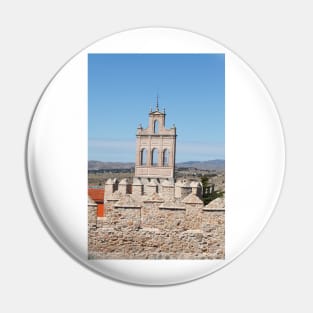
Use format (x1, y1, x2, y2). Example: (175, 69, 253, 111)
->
(156, 94, 159, 111)
(163, 108, 166, 114)
(150, 107, 152, 113)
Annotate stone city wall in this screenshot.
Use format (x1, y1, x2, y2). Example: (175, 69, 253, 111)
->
(88, 178, 224, 259)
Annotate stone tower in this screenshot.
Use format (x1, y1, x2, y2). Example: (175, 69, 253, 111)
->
(135, 98, 177, 179)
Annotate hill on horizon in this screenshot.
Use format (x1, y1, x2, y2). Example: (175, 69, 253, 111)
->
(88, 159, 225, 171)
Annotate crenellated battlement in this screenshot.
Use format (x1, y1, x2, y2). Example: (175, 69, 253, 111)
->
(104, 177, 203, 202)
(88, 177, 225, 259)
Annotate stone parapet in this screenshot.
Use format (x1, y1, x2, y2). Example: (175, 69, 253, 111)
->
(175, 180, 192, 199)
(118, 178, 129, 195)
(161, 180, 175, 201)
(132, 177, 143, 197)
(145, 180, 158, 195)
(90, 176, 224, 259)
(104, 178, 118, 198)
(88, 197, 98, 230)
(190, 181, 203, 197)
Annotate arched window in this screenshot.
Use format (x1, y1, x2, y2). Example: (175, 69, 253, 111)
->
(154, 120, 159, 133)
(140, 148, 147, 165)
(151, 148, 158, 166)
(163, 149, 169, 166)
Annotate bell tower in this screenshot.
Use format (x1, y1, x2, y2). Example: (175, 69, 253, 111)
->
(135, 97, 177, 179)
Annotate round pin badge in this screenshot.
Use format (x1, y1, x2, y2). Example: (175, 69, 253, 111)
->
(27, 27, 285, 286)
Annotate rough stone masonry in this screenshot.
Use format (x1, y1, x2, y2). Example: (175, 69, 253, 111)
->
(88, 177, 225, 259)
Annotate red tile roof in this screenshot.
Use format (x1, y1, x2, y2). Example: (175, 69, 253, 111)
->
(88, 188, 104, 203)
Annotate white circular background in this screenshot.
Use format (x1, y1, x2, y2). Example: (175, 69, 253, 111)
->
(27, 28, 285, 286)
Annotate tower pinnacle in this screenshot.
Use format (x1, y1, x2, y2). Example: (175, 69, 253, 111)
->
(156, 94, 159, 111)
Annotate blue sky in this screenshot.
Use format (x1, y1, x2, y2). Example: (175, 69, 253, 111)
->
(88, 54, 225, 162)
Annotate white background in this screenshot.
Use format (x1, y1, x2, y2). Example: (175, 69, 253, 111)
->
(0, 1, 312, 312)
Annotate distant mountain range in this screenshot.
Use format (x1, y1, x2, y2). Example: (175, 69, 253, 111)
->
(88, 159, 224, 171)
(176, 159, 225, 170)
(88, 161, 134, 170)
